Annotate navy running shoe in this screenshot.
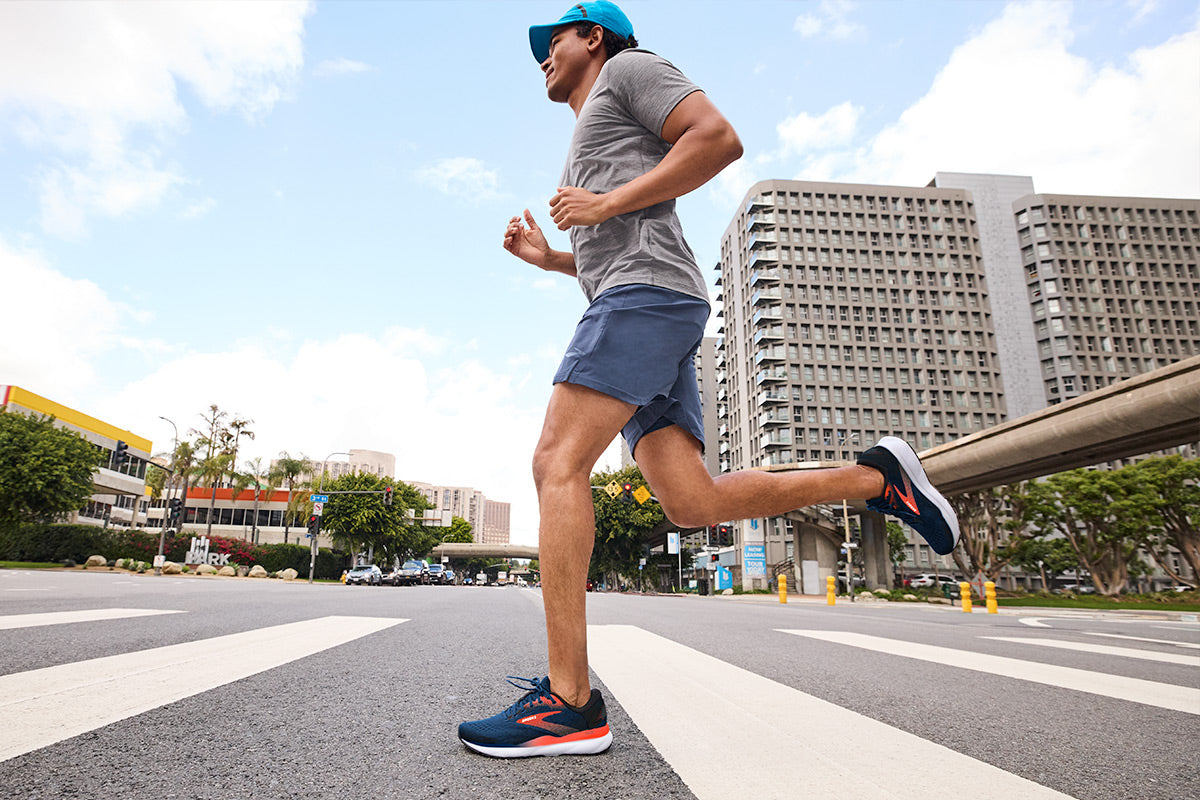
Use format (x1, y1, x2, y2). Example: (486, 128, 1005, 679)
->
(857, 436, 960, 555)
(458, 676, 612, 758)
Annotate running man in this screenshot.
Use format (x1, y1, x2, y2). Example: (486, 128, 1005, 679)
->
(458, 0, 959, 758)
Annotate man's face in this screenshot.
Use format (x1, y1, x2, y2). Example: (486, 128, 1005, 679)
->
(541, 24, 598, 103)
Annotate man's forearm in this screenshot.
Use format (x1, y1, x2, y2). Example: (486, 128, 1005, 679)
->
(541, 248, 577, 276)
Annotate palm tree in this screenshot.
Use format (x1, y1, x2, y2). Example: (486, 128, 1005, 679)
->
(245, 457, 275, 545)
(226, 469, 254, 540)
(196, 451, 233, 538)
(273, 452, 309, 544)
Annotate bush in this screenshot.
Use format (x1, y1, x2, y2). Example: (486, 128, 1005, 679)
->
(0, 524, 114, 563)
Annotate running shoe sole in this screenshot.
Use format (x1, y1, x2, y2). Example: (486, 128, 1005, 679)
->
(460, 728, 613, 758)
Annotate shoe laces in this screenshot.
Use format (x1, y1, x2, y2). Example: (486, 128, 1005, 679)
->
(503, 675, 554, 718)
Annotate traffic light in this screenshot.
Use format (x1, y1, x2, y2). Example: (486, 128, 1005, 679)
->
(718, 524, 732, 547)
(621, 482, 634, 503)
(384, 486, 393, 506)
(308, 514, 320, 535)
(168, 498, 182, 521)
(113, 440, 128, 467)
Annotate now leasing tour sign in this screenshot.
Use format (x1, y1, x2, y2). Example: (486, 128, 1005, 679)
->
(184, 536, 230, 567)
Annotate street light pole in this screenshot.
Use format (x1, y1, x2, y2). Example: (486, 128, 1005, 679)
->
(156, 416, 178, 576)
(309, 451, 350, 584)
(836, 433, 859, 601)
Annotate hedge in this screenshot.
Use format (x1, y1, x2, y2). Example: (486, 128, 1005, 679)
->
(0, 524, 347, 579)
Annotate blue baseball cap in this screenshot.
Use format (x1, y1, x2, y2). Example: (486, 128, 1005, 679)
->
(528, 1, 635, 63)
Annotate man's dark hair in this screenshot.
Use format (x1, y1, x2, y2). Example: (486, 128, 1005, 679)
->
(572, 21, 638, 59)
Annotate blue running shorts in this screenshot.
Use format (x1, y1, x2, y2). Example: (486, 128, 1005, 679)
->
(553, 284, 710, 456)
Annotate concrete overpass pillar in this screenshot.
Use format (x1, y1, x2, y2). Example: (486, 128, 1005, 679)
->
(796, 522, 838, 595)
(860, 511, 890, 590)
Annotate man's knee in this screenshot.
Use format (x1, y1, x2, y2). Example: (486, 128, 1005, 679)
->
(654, 486, 717, 529)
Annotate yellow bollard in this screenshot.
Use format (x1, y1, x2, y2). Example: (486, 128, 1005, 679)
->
(959, 581, 972, 612)
(826, 574, 836, 606)
(778, 573, 788, 604)
(985, 580, 998, 614)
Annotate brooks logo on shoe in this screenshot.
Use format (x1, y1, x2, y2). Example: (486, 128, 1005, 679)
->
(886, 472, 919, 515)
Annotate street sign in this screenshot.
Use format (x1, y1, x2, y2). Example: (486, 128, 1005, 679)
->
(604, 481, 621, 498)
(312, 502, 324, 516)
(632, 485, 651, 505)
(310, 494, 329, 503)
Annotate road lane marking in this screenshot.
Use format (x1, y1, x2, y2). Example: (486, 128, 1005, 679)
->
(780, 630, 1199, 715)
(0, 608, 184, 630)
(982, 636, 1200, 667)
(588, 625, 1074, 800)
(1080, 632, 1200, 650)
(0, 615, 406, 762)
(1018, 617, 1053, 627)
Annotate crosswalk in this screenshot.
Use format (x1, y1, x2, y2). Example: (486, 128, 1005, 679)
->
(1, 604, 1195, 799)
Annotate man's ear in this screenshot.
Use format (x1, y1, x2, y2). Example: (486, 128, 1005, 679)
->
(587, 24, 605, 56)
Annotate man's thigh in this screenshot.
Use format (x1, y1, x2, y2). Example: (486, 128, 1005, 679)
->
(537, 382, 637, 476)
(632, 424, 713, 524)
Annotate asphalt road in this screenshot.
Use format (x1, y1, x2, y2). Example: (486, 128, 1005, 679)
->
(0, 569, 1196, 800)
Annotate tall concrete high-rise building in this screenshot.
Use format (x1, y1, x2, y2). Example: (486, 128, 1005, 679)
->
(714, 175, 1199, 582)
(408, 481, 509, 543)
(1007, 192, 1200, 405)
(716, 179, 1006, 571)
(482, 500, 512, 545)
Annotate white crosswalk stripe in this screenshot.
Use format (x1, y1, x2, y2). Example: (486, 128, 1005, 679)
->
(779, 629, 1199, 714)
(0, 608, 184, 630)
(0, 615, 406, 762)
(982, 636, 1200, 666)
(589, 624, 1074, 800)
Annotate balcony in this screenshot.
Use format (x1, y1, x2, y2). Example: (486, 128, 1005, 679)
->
(750, 268, 781, 286)
(751, 306, 783, 325)
(760, 451, 794, 467)
(753, 326, 784, 344)
(760, 431, 793, 448)
(746, 213, 776, 231)
(748, 249, 780, 269)
(751, 287, 782, 305)
(718, 423, 728, 438)
(758, 410, 789, 427)
(754, 346, 786, 365)
(745, 196, 772, 214)
(757, 389, 789, 406)
(748, 231, 778, 249)
(755, 366, 789, 385)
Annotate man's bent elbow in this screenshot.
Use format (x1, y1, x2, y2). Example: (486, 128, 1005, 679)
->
(718, 125, 743, 170)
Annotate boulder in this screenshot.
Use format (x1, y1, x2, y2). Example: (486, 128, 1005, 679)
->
(247, 565, 268, 579)
(216, 565, 237, 577)
(721, 588, 733, 595)
(161, 561, 182, 574)
(85, 555, 107, 568)
(903, 593, 919, 601)
(195, 564, 218, 575)
(279, 568, 299, 581)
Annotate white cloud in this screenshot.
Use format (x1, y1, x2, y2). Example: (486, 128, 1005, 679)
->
(0, 0, 313, 235)
(0, 237, 132, 395)
(794, 1, 864, 40)
(415, 157, 502, 204)
(776, 100, 862, 159)
(313, 57, 372, 77)
(766, 1, 1200, 198)
(181, 196, 217, 220)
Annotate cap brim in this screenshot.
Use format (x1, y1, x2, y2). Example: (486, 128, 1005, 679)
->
(529, 23, 557, 63)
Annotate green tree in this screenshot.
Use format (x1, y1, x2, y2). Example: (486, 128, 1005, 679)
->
(272, 451, 309, 544)
(886, 521, 908, 574)
(440, 515, 475, 544)
(589, 465, 665, 585)
(949, 485, 1022, 584)
(1005, 536, 1078, 591)
(319, 474, 432, 564)
(0, 411, 103, 531)
(1124, 455, 1200, 584)
(1019, 468, 1152, 596)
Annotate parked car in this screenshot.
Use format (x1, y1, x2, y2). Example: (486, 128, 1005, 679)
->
(1056, 583, 1096, 594)
(345, 564, 382, 586)
(427, 564, 450, 585)
(381, 566, 403, 586)
(395, 559, 430, 586)
(908, 573, 939, 588)
(443, 568, 456, 585)
(1172, 584, 1196, 593)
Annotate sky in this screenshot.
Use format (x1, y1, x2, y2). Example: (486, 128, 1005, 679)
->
(2, 0, 1198, 546)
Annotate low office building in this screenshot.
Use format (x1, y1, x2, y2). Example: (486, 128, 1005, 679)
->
(0, 385, 152, 528)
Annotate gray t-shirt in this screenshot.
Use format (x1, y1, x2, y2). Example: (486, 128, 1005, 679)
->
(560, 49, 709, 304)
